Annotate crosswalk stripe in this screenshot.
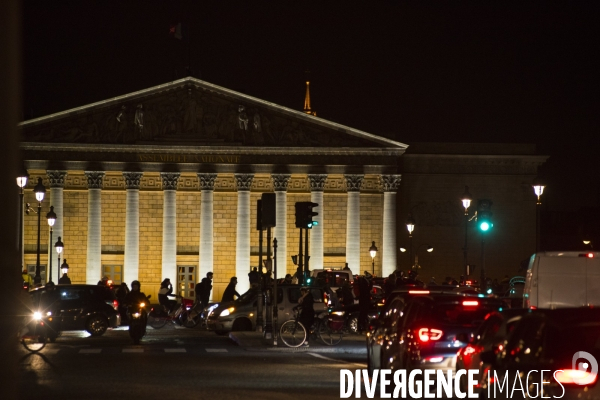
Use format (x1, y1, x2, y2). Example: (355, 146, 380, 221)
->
(123, 348, 144, 353)
(205, 348, 228, 353)
(79, 349, 101, 354)
(164, 348, 186, 353)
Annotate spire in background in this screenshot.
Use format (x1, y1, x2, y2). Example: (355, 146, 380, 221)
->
(303, 70, 316, 116)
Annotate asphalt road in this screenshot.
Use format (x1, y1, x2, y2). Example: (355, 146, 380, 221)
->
(17, 326, 367, 400)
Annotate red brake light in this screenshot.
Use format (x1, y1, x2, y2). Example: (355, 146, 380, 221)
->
(112, 300, 119, 311)
(554, 369, 598, 385)
(409, 290, 430, 295)
(589, 253, 594, 258)
(463, 300, 479, 307)
(418, 328, 443, 342)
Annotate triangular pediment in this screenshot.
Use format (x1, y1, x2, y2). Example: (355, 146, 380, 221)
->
(19, 77, 406, 149)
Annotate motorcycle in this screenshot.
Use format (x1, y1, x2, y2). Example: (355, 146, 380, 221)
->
(128, 296, 150, 345)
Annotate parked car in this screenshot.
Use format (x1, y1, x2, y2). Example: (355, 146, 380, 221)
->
(455, 308, 529, 393)
(524, 251, 600, 308)
(381, 293, 506, 372)
(479, 308, 600, 400)
(30, 284, 121, 337)
(206, 285, 327, 334)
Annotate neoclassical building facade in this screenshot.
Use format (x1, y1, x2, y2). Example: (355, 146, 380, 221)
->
(19, 77, 406, 299)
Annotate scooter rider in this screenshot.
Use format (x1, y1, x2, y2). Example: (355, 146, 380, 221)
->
(125, 280, 148, 306)
(124, 280, 149, 324)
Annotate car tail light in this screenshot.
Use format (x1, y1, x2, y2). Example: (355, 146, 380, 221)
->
(418, 328, 443, 342)
(109, 300, 118, 311)
(409, 290, 430, 294)
(530, 306, 537, 310)
(463, 300, 479, 307)
(554, 369, 598, 385)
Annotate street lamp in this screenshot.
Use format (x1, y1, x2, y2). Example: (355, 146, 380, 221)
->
(17, 170, 28, 271)
(414, 245, 434, 270)
(33, 178, 46, 285)
(406, 214, 415, 269)
(583, 240, 593, 249)
(60, 258, 69, 278)
(461, 186, 472, 276)
(532, 178, 546, 253)
(369, 241, 378, 275)
(46, 206, 56, 284)
(55, 236, 63, 282)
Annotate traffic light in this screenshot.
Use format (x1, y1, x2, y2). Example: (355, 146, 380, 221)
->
(477, 199, 493, 232)
(295, 202, 319, 229)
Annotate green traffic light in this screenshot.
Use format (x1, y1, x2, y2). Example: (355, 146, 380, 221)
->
(480, 222, 490, 231)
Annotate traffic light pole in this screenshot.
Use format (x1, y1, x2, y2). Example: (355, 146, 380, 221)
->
(264, 226, 273, 338)
(480, 232, 486, 291)
(256, 222, 264, 333)
(304, 228, 309, 281)
(272, 238, 278, 346)
(298, 228, 304, 285)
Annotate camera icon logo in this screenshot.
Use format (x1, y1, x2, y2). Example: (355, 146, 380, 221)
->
(572, 351, 598, 385)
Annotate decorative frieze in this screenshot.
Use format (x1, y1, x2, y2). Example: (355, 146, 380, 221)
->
(271, 174, 291, 192)
(84, 171, 105, 189)
(160, 172, 181, 190)
(47, 170, 68, 188)
(234, 174, 254, 191)
(380, 174, 401, 192)
(197, 173, 218, 191)
(344, 174, 364, 192)
(308, 174, 328, 192)
(123, 172, 143, 190)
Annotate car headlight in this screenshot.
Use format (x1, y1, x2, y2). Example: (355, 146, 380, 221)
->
(220, 307, 235, 317)
(132, 312, 141, 318)
(33, 311, 42, 321)
(332, 311, 345, 316)
(139, 302, 145, 308)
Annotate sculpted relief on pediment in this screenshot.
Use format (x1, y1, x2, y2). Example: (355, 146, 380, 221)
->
(21, 87, 372, 148)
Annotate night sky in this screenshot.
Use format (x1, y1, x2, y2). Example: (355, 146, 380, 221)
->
(22, 2, 600, 212)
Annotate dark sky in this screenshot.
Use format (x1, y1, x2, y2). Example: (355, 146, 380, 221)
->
(22, 2, 600, 211)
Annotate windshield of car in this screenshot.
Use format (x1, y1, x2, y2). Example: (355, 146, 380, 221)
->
(234, 289, 256, 304)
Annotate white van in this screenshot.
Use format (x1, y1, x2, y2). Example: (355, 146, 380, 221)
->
(523, 251, 600, 309)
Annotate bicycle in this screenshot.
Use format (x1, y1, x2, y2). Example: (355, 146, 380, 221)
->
(147, 296, 194, 329)
(279, 309, 344, 347)
(279, 309, 308, 348)
(18, 311, 49, 352)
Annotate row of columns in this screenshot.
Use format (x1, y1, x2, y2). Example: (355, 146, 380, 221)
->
(39, 171, 401, 288)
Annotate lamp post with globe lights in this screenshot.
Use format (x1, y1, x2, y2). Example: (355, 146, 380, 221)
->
(55, 236, 63, 282)
(33, 178, 46, 285)
(532, 178, 546, 253)
(369, 241, 378, 275)
(406, 214, 415, 269)
(461, 186, 472, 276)
(16, 171, 28, 269)
(46, 206, 56, 283)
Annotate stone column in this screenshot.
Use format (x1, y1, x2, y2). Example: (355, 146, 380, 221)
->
(85, 171, 105, 284)
(198, 173, 217, 286)
(235, 174, 254, 294)
(381, 174, 401, 277)
(123, 172, 143, 283)
(308, 174, 327, 270)
(47, 171, 67, 283)
(344, 175, 363, 273)
(161, 172, 180, 282)
(271, 174, 291, 273)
